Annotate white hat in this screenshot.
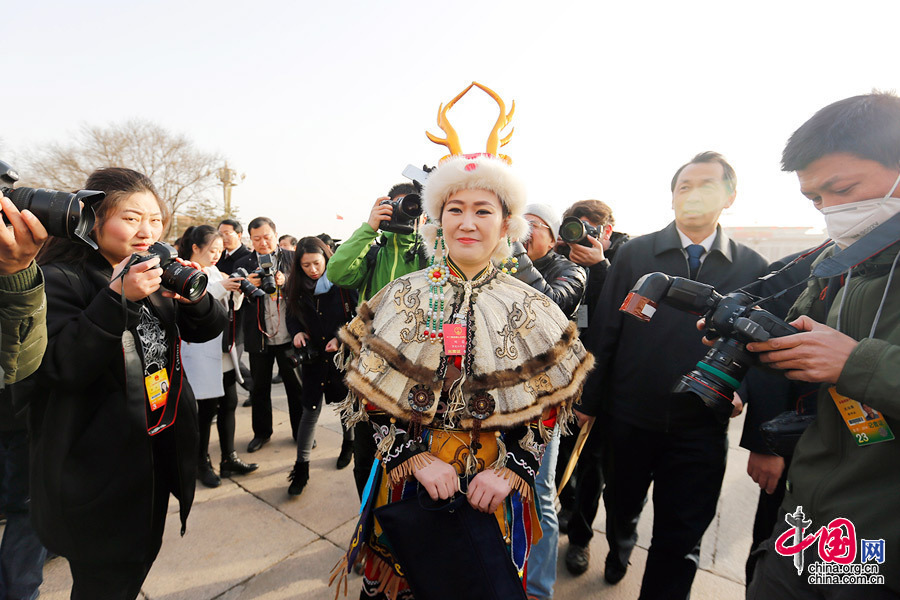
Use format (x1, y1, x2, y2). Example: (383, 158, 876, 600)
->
(420, 154, 530, 261)
(524, 203, 561, 239)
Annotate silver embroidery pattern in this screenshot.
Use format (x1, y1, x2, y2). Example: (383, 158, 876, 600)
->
(136, 305, 168, 374)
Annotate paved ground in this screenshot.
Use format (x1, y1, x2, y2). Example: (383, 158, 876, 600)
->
(18, 379, 759, 599)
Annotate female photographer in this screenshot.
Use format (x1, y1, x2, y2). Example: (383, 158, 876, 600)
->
(284, 236, 357, 497)
(330, 154, 593, 599)
(29, 168, 226, 599)
(178, 225, 258, 488)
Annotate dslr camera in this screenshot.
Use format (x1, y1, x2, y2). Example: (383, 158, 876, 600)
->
(253, 253, 278, 295)
(0, 159, 104, 249)
(287, 345, 321, 368)
(380, 194, 423, 235)
(132, 242, 208, 302)
(620, 272, 798, 422)
(559, 216, 601, 248)
(230, 267, 266, 299)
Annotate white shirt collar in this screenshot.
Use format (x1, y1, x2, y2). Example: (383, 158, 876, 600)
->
(676, 227, 716, 252)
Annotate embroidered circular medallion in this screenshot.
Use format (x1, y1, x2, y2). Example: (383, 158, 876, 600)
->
(468, 392, 495, 420)
(408, 384, 435, 412)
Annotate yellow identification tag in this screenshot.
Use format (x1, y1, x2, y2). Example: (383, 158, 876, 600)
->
(145, 369, 170, 412)
(828, 386, 895, 446)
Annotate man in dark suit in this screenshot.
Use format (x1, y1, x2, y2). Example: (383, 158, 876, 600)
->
(233, 216, 302, 453)
(575, 152, 768, 599)
(216, 219, 254, 395)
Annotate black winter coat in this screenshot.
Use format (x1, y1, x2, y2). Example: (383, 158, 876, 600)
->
(27, 252, 226, 563)
(511, 243, 587, 319)
(234, 248, 294, 353)
(579, 222, 768, 432)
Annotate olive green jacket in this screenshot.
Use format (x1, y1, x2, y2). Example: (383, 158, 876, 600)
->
(784, 243, 900, 590)
(326, 223, 425, 303)
(0, 261, 47, 385)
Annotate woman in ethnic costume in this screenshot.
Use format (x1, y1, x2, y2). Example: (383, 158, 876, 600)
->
(331, 150, 594, 600)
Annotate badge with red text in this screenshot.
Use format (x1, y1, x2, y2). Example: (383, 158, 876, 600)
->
(145, 369, 170, 411)
(442, 323, 467, 356)
(829, 386, 894, 446)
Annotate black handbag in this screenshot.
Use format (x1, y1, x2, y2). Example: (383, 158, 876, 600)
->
(374, 489, 527, 600)
(760, 410, 816, 457)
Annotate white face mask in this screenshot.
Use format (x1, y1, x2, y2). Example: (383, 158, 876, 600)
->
(822, 170, 900, 249)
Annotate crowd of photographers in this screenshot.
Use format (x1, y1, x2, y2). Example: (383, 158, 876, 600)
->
(3, 90, 900, 600)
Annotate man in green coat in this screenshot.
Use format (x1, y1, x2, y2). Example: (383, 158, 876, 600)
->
(746, 93, 900, 598)
(327, 183, 427, 498)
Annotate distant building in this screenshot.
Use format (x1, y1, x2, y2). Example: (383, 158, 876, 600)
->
(723, 226, 827, 263)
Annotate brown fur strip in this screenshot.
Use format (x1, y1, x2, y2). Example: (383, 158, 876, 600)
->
(388, 451, 436, 486)
(467, 321, 581, 391)
(357, 301, 375, 325)
(337, 326, 362, 356)
(495, 467, 533, 504)
(458, 352, 595, 430)
(344, 369, 433, 425)
(364, 334, 437, 385)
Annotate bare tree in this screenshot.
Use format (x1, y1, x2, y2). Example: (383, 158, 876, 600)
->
(19, 119, 225, 237)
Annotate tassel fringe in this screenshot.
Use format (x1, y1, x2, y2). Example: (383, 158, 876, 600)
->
(328, 554, 350, 600)
(490, 435, 508, 470)
(496, 467, 533, 504)
(388, 451, 435, 486)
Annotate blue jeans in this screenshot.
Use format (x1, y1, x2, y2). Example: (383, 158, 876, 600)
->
(526, 426, 560, 600)
(0, 430, 47, 600)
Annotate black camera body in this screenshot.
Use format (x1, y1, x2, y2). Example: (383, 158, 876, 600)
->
(1, 159, 104, 250)
(559, 216, 601, 248)
(132, 242, 208, 302)
(254, 253, 277, 294)
(230, 267, 266, 299)
(620, 272, 798, 422)
(287, 345, 321, 368)
(380, 193, 423, 235)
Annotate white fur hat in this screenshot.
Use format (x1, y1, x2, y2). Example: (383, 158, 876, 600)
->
(420, 154, 530, 261)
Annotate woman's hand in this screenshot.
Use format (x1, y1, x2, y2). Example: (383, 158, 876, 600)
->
(293, 332, 309, 348)
(110, 256, 162, 302)
(467, 469, 512, 514)
(414, 458, 458, 501)
(221, 276, 243, 293)
(325, 337, 339, 352)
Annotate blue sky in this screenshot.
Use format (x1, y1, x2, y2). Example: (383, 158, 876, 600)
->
(4, 0, 899, 241)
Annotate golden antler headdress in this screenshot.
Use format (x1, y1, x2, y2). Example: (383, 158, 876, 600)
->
(426, 82, 516, 164)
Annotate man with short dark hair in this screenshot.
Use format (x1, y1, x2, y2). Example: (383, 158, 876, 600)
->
(278, 235, 297, 251)
(235, 216, 302, 453)
(216, 219, 251, 276)
(746, 92, 900, 599)
(575, 152, 767, 598)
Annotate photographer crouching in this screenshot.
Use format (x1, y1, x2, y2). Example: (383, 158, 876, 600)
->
(25, 168, 226, 599)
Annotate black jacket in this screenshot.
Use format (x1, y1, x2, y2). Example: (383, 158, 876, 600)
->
(215, 244, 252, 277)
(579, 222, 768, 431)
(234, 248, 294, 353)
(27, 252, 226, 563)
(511, 243, 586, 319)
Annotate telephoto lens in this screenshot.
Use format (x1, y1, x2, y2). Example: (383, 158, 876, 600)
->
(559, 216, 599, 248)
(231, 268, 266, 299)
(133, 242, 208, 302)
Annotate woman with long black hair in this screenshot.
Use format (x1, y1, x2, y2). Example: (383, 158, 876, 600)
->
(29, 168, 226, 599)
(284, 236, 357, 496)
(178, 225, 258, 488)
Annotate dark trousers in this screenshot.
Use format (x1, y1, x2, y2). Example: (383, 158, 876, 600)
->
(249, 344, 303, 440)
(556, 428, 578, 511)
(69, 560, 153, 600)
(352, 420, 377, 499)
(564, 420, 606, 547)
(604, 419, 727, 600)
(0, 430, 47, 600)
(197, 370, 239, 462)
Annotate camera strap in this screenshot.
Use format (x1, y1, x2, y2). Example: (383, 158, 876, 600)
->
(812, 210, 900, 278)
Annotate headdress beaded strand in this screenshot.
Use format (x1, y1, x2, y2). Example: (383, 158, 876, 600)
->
(424, 229, 448, 342)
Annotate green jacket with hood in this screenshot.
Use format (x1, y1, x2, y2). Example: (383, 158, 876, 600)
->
(0, 261, 46, 385)
(783, 242, 900, 591)
(326, 223, 425, 302)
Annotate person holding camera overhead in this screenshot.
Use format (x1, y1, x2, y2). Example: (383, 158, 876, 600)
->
(26, 168, 226, 599)
(284, 236, 357, 496)
(178, 225, 258, 488)
(233, 216, 302, 453)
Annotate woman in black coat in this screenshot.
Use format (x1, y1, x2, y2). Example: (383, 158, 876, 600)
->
(28, 168, 226, 599)
(284, 236, 357, 496)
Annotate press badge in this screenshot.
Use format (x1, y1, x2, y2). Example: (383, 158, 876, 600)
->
(828, 386, 895, 446)
(442, 323, 467, 356)
(145, 369, 170, 411)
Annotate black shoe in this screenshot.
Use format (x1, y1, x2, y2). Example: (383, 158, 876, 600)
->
(272, 373, 283, 384)
(565, 543, 590, 576)
(247, 436, 270, 453)
(242, 397, 253, 407)
(336, 440, 353, 470)
(220, 452, 259, 477)
(198, 456, 221, 488)
(604, 553, 628, 585)
(312, 439, 317, 449)
(287, 461, 310, 496)
(558, 508, 572, 535)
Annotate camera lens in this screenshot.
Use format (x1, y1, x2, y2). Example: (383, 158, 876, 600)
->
(6, 187, 103, 250)
(560, 216, 590, 247)
(672, 337, 752, 422)
(397, 194, 423, 219)
(161, 263, 208, 302)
